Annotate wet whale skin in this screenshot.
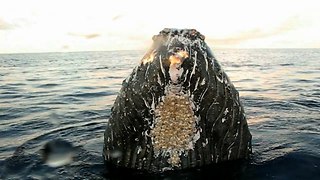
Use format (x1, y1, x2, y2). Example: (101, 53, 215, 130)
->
(103, 28, 252, 173)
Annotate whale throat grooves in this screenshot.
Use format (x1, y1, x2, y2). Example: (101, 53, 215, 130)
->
(103, 28, 252, 172)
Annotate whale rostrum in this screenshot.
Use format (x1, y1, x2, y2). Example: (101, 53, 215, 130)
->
(103, 28, 252, 172)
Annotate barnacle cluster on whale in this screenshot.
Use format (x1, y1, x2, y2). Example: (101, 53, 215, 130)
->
(104, 28, 252, 172)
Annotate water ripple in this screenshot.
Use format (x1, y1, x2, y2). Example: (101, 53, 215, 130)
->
(1, 49, 320, 179)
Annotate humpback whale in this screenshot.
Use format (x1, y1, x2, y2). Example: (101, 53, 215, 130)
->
(103, 28, 252, 173)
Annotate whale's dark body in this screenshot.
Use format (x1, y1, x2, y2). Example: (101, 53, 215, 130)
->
(103, 28, 252, 173)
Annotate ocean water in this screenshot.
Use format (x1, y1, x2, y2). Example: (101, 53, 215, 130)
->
(0, 49, 319, 179)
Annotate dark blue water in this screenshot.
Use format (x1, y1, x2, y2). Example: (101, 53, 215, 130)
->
(0, 49, 319, 179)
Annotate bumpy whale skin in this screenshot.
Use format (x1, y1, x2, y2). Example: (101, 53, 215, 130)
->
(103, 28, 252, 173)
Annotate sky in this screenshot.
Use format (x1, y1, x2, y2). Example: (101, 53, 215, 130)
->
(0, 0, 319, 53)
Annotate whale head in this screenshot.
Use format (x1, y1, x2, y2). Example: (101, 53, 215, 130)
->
(104, 28, 252, 172)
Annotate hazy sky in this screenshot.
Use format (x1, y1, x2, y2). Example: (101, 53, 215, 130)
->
(0, 0, 319, 53)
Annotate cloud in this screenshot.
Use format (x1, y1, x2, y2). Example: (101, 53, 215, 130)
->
(67, 32, 101, 39)
(0, 17, 35, 31)
(208, 16, 301, 46)
(62, 45, 69, 49)
(0, 18, 14, 30)
(112, 14, 123, 21)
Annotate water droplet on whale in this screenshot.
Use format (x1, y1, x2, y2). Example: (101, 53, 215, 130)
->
(41, 139, 75, 167)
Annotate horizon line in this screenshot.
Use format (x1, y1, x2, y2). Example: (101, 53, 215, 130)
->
(1, 47, 320, 55)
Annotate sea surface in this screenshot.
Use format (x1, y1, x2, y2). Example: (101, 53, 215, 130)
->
(0, 49, 319, 179)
